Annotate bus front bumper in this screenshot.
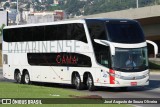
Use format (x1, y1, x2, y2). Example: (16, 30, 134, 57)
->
(99, 76, 149, 87)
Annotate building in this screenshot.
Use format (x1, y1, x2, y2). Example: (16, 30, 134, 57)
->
(7, 8, 17, 24)
(54, 0, 59, 5)
(0, 11, 7, 26)
(0, 11, 7, 45)
(27, 10, 66, 24)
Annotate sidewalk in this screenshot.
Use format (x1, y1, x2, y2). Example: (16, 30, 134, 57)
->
(150, 71, 160, 75)
(150, 69, 160, 74)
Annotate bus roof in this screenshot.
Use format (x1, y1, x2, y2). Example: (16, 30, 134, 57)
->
(84, 18, 137, 23)
(4, 18, 137, 29)
(4, 19, 86, 29)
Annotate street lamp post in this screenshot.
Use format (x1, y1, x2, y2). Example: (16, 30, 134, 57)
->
(136, 0, 139, 8)
(17, 0, 18, 13)
(17, 0, 19, 25)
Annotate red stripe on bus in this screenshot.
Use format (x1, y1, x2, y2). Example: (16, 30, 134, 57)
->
(109, 69, 115, 84)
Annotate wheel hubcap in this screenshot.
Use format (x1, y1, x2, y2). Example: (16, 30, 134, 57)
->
(25, 74, 29, 83)
(17, 73, 21, 83)
(87, 77, 92, 87)
(75, 77, 80, 87)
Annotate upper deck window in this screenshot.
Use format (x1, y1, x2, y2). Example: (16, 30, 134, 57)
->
(3, 23, 87, 43)
(86, 21, 107, 40)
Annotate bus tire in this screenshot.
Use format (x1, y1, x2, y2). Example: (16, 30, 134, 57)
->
(74, 73, 83, 90)
(22, 71, 30, 84)
(87, 73, 95, 91)
(15, 71, 22, 83)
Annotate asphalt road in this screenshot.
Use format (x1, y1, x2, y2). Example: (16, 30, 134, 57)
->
(0, 68, 160, 107)
(81, 73, 160, 107)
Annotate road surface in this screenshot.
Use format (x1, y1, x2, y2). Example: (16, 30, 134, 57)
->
(0, 68, 159, 107)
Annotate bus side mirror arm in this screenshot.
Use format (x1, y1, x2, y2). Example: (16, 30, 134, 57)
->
(94, 39, 115, 55)
(146, 40, 158, 58)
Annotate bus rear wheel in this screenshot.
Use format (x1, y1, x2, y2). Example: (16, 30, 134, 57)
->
(22, 72, 30, 84)
(86, 74, 95, 91)
(15, 72, 21, 83)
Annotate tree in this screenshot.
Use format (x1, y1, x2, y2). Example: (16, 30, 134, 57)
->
(47, 0, 53, 4)
(3, 2, 10, 9)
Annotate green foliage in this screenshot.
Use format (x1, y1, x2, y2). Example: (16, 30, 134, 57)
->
(6, 0, 160, 16)
(149, 61, 160, 69)
(47, 5, 61, 11)
(3, 2, 10, 9)
(0, 82, 83, 98)
(0, 82, 131, 107)
(47, 0, 54, 4)
(10, 3, 17, 9)
(52, 0, 160, 16)
(0, 24, 5, 36)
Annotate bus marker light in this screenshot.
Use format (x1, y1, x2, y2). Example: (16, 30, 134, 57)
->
(96, 78, 99, 82)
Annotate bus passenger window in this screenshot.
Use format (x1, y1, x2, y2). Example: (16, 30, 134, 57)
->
(94, 43, 110, 68)
(3, 54, 8, 64)
(100, 54, 109, 66)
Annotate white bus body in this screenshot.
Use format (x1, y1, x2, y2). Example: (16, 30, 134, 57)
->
(2, 19, 149, 90)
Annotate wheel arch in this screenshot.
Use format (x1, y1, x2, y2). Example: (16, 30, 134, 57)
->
(22, 69, 29, 76)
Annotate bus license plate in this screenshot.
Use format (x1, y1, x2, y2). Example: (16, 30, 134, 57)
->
(131, 82, 137, 86)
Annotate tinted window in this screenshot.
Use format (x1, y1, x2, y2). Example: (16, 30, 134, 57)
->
(3, 54, 8, 64)
(57, 24, 67, 40)
(3, 28, 21, 42)
(112, 47, 148, 72)
(45, 24, 67, 41)
(45, 25, 57, 40)
(87, 21, 107, 40)
(27, 53, 92, 67)
(107, 22, 145, 43)
(3, 23, 87, 43)
(67, 23, 87, 42)
(21, 27, 32, 42)
(32, 26, 44, 41)
(86, 20, 111, 68)
(93, 43, 111, 67)
(45, 23, 87, 43)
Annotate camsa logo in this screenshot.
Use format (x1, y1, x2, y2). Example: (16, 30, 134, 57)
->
(56, 55, 78, 64)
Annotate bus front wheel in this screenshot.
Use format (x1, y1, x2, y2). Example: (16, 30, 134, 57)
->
(87, 74, 95, 91)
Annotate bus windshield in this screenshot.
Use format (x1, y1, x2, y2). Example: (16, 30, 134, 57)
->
(106, 22, 145, 43)
(112, 47, 148, 72)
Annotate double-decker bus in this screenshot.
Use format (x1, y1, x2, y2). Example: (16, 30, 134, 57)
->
(2, 19, 154, 91)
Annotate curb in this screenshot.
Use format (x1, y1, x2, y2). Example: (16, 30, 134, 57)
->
(150, 72, 160, 75)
